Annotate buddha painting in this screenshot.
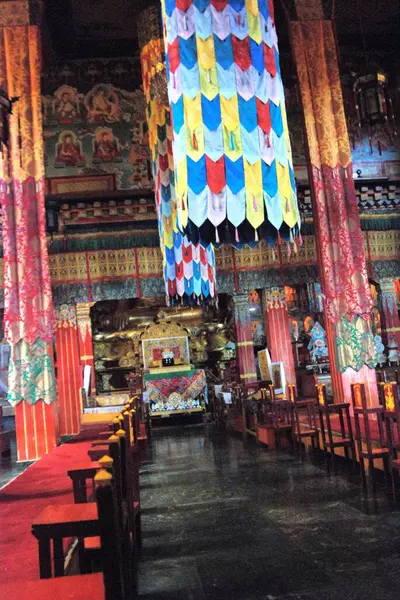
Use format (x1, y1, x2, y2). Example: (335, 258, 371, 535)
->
(84, 84, 120, 123)
(53, 86, 81, 125)
(93, 129, 122, 163)
(55, 131, 85, 168)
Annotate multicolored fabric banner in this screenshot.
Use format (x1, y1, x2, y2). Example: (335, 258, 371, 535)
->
(139, 9, 217, 304)
(161, 0, 300, 246)
(0, 26, 56, 405)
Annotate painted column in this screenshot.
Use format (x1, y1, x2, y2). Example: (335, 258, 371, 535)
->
(380, 279, 400, 348)
(232, 293, 257, 384)
(0, 1, 58, 460)
(262, 287, 296, 386)
(289, 0, 378, 406)
(76, 303, 96, 397)
(55, 305, 82, 436)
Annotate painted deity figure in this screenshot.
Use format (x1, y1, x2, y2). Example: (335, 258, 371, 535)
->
(93, 130, 122, 163)
(85, 85, 120, 123)
(53, 86, 80, 124)
(307, 321, 328, 362)
(55, 132, 85, 167)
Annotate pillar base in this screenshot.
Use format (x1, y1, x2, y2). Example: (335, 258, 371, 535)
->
(15, 400, 58, 462)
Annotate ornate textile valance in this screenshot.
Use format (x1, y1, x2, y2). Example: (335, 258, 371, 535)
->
(161, 0, 300, 247)
(139, 5, 217, 304)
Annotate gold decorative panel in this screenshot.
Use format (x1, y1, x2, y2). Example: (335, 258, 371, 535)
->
(11, 230, 399, 288)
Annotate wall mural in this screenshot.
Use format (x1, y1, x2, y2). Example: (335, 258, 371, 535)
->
(43, 82, 152, 190)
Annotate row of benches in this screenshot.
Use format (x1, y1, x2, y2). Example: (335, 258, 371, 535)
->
(0, 396, 146, 599)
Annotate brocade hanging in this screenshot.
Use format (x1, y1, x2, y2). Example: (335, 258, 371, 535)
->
(0, 26, 56, 405)
(291, 16, 376, 372)
(161, 0, 300, 246)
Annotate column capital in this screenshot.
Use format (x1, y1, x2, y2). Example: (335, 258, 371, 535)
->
(0, 0, 43, 27)
(262, 287, 287, 310)
(75, 302, 94, 323)
(232, 293, 249, 306)
(380, 279, 399, 315)
(54, 304, 76, 328)
(293, 0, 325, 21)
(137, 1, 163, 50)
(380, 279, 397, 295)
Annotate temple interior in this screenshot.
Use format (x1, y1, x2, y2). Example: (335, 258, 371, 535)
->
(0, 0, 399, 598)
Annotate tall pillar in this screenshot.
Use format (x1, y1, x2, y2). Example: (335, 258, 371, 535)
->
(289, 0, 378, 406)
(76, 303, 96, 397)
(55, 305, 82, 436)
(0, 1, 58, 460)
(262, 288, 296, 386)
(232, 294, 257, 385)
(380, 279, 400, 347)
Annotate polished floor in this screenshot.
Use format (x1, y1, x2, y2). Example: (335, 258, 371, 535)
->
(0, 418, 29, 489)
(138, 425, 400, 600)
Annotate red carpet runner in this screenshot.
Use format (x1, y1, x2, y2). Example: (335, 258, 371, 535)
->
(0, 436, 99, 584)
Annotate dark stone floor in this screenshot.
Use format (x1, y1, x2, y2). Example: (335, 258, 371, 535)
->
(0, 417, 29, 489)
(137, 425, 400, 600)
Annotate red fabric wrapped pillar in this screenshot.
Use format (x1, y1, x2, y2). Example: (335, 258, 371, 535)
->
(55, 306, 82, 436)
(262, 288, 296, 387)
(14, 400, 58, 462)
(0, 9, 58, 460)
(76, 303, 96, 397)
(232, 294, 257, 385)
(290, 0, 378, 406)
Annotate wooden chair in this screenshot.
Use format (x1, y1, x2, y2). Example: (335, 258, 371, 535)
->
(270, 400, 293, 449)
(288, 384, 319, 451)
(86, 421, 142, 554)
(3, 469, 127, 599)
(350, 382, 391, 493)
(31, 437, 133, 580)
(316, 384, 356, 473)
(67, 459, 107, 504)
(380, 382, 400, 499)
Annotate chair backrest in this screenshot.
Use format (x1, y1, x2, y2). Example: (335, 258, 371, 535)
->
(107, 435, 123, 522)
(271, 399, 292, 427)
(381, 382, 399, 415)
(94, 470, 124, 600)
(116, 429, 127, 500)
(316, 384, 328, 407)
(350, 382, 368, 411)
(287, 384, 296, 403)
(350, 382, 386, 451)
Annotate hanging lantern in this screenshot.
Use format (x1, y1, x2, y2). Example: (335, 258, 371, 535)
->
(355, 72, 389, 123)
(353, 71, 399, 153)
(161, 0, 300, 247)
(139, 4, 217, 305)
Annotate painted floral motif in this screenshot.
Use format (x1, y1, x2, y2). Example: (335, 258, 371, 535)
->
(8, 339, 56, 406)
(334, 316, 378, 373)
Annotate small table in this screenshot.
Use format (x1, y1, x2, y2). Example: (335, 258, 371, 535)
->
(32, 503, 99, 578)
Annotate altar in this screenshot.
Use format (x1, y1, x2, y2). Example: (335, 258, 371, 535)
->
(141, 318, 207, 418)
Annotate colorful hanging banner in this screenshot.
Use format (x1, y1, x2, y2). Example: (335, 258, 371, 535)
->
(139, 5, 217, 304)
(161, 0, 300, 247)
